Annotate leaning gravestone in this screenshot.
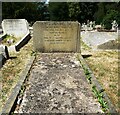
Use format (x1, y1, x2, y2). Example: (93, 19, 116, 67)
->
(33, 21, 80, 52)
(2, 19, 29, 38)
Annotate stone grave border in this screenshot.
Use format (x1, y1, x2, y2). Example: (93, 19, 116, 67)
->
(0, 53, 118, 114)
(1, 56, 35, 114)
(78, 54, 118, 114)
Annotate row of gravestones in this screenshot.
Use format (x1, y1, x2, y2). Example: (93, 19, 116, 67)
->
(0, 19, 120, 68)
(0, 19, 81, 68)
(81, 20, 118, 31)
(0, 19, 81, 52)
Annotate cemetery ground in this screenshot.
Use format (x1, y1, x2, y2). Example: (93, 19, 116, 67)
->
(0, 38, 34, 111)
(0, 37, 119, 113)
(81, 42, 119, 112)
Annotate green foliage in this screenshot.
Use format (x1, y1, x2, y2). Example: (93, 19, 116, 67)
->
(36, 2, 50, 21)
(94, 3, 106, 24)
(102, 10, 119, 29)
(48, 2, 69, 21)
(2, 2, 49, 23)
(2, 2, 120, 30)
(92, 86, 108, 112)
(48, 2, 97, 22)
(79, 2, 97, 23)
(78, 55, 109, 112)
(94, 2, 120, 29)
(68, 3, 81, 21)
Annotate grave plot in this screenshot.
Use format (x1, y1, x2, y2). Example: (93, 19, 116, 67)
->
(1, 21, 117, 114)
(17, 53, 103, 113)
(14, 21, 104, 113)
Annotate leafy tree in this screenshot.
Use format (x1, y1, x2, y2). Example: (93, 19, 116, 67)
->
(2, 2, 49, 23)
(79, 2, 97, 23)
(48, 2, 69, 21)
(94, 2, 120, 28)
(49, 2, 97, 23)
(94, 3, 106, 24)
(68, 2, 80, 21)
(102, 10, 119, 29)
(36, 2, 50, 21)
(2, 2, 120, 30)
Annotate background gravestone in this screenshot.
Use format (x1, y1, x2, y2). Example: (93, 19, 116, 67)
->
(2, 19, 29, 38)
(33, 21, 80, 52)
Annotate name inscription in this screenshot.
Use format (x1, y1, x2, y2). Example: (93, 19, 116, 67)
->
(43, 22, 72, 44)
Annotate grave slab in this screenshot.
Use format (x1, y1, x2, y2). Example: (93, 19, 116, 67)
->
(18, 53, 103, 113)
(81, 31, 118, 50)
(2, 19, 29, 38)
(33, 21, 80, 52)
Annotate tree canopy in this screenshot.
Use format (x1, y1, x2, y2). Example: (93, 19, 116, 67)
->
(2, 2, 49, 23)
(2, 2, 120, 29)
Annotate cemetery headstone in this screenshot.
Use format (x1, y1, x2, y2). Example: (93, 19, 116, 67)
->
(82, 23, 85, 30)
(111, 20, 118, 31)
(2, 19, 29, 38)
(33, 21, 80, 52)
(89, 21, 93, 30)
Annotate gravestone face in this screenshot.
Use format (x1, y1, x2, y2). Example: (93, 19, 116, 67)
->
(2, 19, 29, 38)
(33, 21, 80, 52)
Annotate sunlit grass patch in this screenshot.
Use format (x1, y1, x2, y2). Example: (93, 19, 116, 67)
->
(0, 38, 33, 110)
(82, 49, 118, 112)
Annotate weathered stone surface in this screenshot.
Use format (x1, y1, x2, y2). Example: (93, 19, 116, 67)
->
(2, 19, 29, 38)
(33, 21, 80, 52)
(18, 53, 103, 113)
(97, 39, 120, 49)
(81, 31, 118, 50)
(15, 32, 31, 51)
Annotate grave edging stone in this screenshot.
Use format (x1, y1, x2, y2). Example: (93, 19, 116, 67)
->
(79, 54, 118, 114)
(1, 56, 35, 114)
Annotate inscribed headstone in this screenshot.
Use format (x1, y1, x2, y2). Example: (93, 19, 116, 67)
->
(33, 21, 80, 52)
(2, 19, 29, 38)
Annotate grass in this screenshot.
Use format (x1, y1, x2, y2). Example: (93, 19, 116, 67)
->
(81, 40, 119, 112)
(0, 38, 33, 111)
(77, 54, 109, 112)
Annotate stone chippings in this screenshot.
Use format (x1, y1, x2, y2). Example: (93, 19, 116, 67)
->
(18, 53, 103, 113)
